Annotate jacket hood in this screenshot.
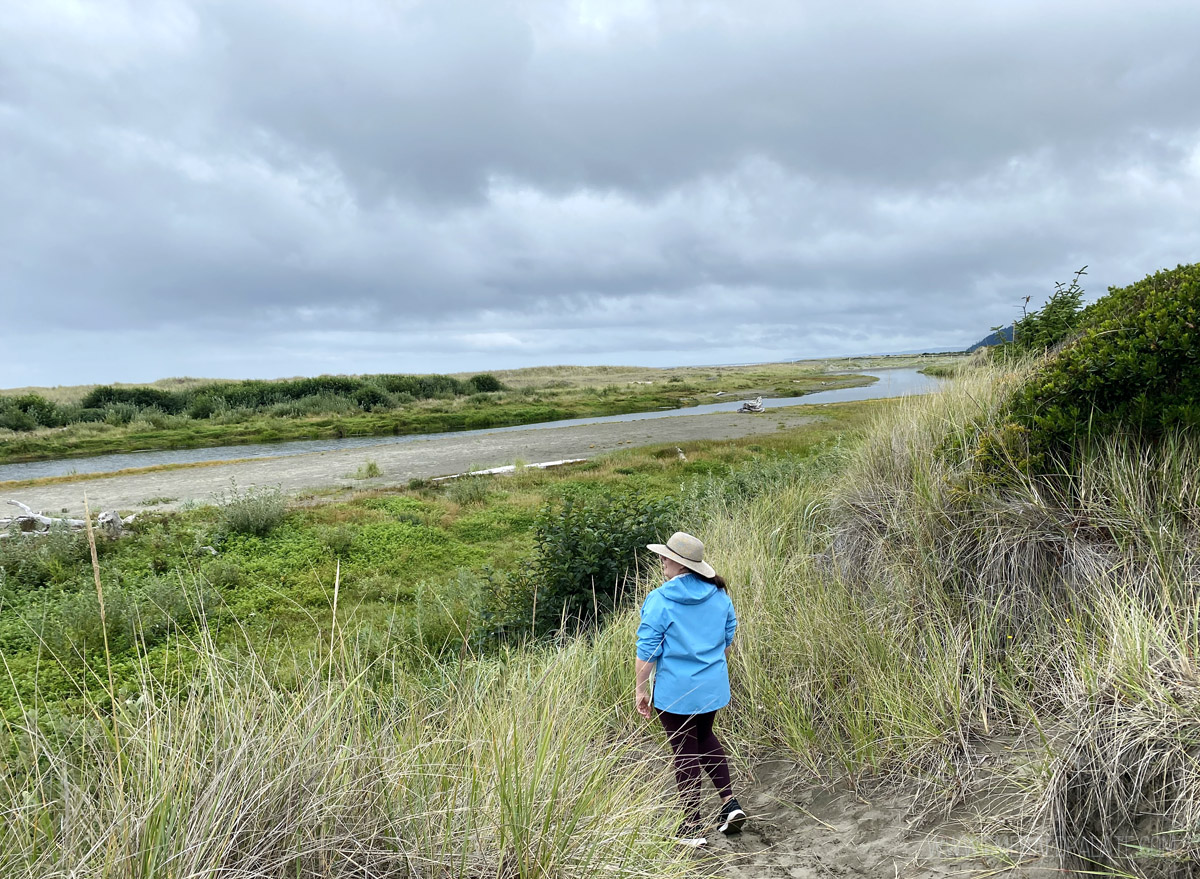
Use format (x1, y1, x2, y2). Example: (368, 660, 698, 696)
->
(658, 572, 718, 605)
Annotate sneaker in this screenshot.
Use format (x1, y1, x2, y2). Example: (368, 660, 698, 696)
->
(676, 818, 708, 848)
(717, 797, 746, 835)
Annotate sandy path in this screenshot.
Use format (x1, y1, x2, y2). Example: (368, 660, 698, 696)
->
(8, 408, 823, 516)
(702, 758, 1054, 879)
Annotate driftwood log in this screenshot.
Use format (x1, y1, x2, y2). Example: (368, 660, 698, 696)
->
(0, 500, 135, 539)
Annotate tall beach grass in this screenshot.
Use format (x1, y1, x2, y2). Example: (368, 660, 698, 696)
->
(4, 356, 1200, 877)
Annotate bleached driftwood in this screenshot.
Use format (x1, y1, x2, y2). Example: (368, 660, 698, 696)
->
(4, 500, 87, 531)
(0, 501, 135, 537)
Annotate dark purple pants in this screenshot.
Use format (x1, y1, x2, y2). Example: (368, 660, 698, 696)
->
(657, 708, 733, 819)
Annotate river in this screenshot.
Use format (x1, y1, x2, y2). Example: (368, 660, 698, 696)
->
(0, 368, 943, 483)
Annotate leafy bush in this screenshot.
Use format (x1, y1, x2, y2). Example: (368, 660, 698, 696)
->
(982, 262, 1200, 474)
(484, 489, 676, 639)
(35, 576, 214, 665)
(353, 385, 393, 411)
(186, 394, 222, 419)
(40, 372, 494, 431)
(214, 483, 288, 537)
(0, 394, 64, 431)
(467, 373, 504, 393)
(679, 452, 836, 525)
(408, 569, 484, 654)
(0, 408, 35, 431)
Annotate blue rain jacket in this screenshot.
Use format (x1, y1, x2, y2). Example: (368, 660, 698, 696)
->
(637, 572, 737, 714)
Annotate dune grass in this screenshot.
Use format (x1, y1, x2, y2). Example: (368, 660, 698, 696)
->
(3, 357, 1198, 877)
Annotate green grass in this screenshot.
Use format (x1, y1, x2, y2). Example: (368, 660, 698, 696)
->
(0, 400, 885, 720)
(8, 357, 1195, 877)
(0, 355, 966, 464)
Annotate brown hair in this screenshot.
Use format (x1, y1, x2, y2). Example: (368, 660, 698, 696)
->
(693, 571, 728, 592)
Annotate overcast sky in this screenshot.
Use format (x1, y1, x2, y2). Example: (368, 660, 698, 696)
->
(3, 0, 1199, 387)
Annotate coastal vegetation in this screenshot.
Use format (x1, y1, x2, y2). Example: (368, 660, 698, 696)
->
(986, 262, 1200, 473)
(0, 400, 880, 721)
(0, 355, 956, 465)
(2, 265, 1198, 877)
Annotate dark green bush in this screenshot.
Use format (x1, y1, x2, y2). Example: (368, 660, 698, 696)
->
(103, 403, 140, 426)
(483, 489, 676, 640)
(468, 373, 504, 393)
(81, 386, 184, 413)
(0, 408, 36, 431)
(982, 262, 1200, 474)
(36, 372, 496, 431)
(186, 394, 221, 419)
(0, 393, 64, 431)
(353, 384, 393, 411)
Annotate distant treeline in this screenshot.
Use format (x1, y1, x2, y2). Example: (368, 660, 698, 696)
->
(0, 373, 505, 432)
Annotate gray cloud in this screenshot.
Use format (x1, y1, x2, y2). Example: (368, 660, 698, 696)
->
(2, 0, 1200, 385)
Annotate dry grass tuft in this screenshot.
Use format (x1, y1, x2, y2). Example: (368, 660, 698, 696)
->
(1048, 651, 1200, 878)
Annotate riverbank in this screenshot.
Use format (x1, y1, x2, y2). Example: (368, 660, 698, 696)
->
(0, 355, 962, 465)
(2, 402, 858, 515)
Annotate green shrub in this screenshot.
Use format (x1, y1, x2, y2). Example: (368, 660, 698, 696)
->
(353, 385, 393, 411)
(351, 460, 382, 479)
(320, 524, 356, 556)
(468, 373, 504, 392)
(679, 453, 832, 525)
(983, 262, 1200, 474)
(34, 575, 214, 665)
(81, 385, 184, 413)
(0, 393, 63, 430)
(484, 489, 676, 640)
(408, 569, 484, 654)
(447, 475, 492, 506)
(186, 394, 221, 419)
(103, 402, 140, 426)
(203, 558, 245, 590)
(0, 525, 92, 592)
(997, 266, 1088, 355)
(0, 408, 35, 431)
(214, 483, 287, 537)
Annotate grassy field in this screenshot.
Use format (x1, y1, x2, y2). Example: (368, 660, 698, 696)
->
(0, 354, 961, 464)
(7, 357, 1188, 877)
(0, 398, 887, 720)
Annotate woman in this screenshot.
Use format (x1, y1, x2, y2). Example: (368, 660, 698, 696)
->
(636, 531, 746, 847)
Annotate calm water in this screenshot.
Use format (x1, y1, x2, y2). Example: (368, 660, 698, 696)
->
(0, 368, 943, 482)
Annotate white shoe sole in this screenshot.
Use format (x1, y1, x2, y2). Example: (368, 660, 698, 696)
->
(677, 836, 708, 848)
(718, 809, 746, 834)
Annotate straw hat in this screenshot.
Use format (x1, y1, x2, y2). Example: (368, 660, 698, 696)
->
(646, 531, 716, 578)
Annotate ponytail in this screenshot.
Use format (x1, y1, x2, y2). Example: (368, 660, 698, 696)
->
(694, 571, 728, 592)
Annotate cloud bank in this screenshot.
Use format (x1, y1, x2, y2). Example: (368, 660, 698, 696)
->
(3, 0, 1199, 385)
